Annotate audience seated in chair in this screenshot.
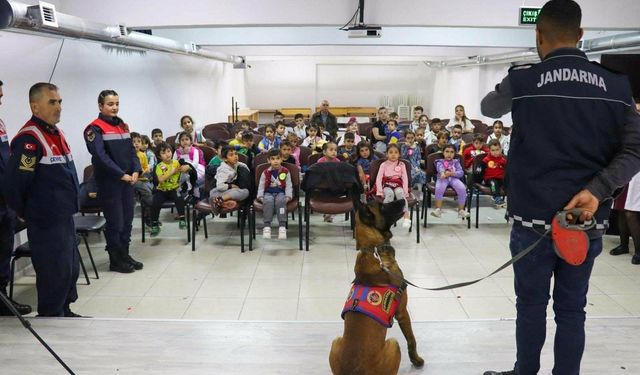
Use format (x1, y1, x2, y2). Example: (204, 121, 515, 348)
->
(209, 145, 251, 214)
(256, 149, 293, 240)
(149, 142, 187, 236)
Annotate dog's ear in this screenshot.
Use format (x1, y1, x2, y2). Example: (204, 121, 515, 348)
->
(357, 202, 377, 227)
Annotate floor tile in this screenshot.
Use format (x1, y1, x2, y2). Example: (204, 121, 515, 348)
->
(239, 298, 298, 320)
(182, 298, 245, 320)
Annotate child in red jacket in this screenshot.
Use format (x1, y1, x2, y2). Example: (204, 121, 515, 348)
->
(483, 140, 507, 208)
(463, 133, 489, 171)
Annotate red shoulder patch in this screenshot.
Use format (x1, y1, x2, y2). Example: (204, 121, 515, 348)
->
(24, 143, 36, 151)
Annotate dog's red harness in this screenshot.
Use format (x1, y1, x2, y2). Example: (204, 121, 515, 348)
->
(341, 284, 400, 328)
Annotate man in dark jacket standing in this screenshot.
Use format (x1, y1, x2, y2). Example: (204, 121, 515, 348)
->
(480, 1, 640, 374)
(310, 100, 338, 140)
(0, 80, 32, 316)
(6, 83, 81, 317)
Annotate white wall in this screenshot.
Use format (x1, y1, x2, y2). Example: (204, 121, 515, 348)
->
(244, 60, 435, 114)
(0, 31, 245, 175)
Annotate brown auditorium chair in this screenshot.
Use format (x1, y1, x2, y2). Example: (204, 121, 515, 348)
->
(165, 135, 177, 148)
(199, 145, 217, 165)
(252, 152, 269, 168)
(368, 158, 420, 243)
(423, 152, 470, 228)
(202, 124, 231, 142)
(469, 153, 506, 228)
(307, 153, 322, 166)
(298, 146, 312, 169)
(250, 162, 303, 250)
(358, 122, 373, 140)
(190, 197, 252, 253)
(301, 163, 361, 251)
(252, 133, 264, 146)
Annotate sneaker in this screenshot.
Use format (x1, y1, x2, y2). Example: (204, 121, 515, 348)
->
(458, 209, 470, 219)
(179, 219, 187, 230)
(278, 226, 287, 239)
(263, 227, 271, 239)
(401, 218, 412, 229)
(150, 224, 160, 237)
(430, 208, 442, 218)
(483, 371, 515, 375)
(610, 244, 630, 256)
(323, 214, 334, 223)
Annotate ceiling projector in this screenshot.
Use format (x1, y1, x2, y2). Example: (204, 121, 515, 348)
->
(347, 25, 382, 38)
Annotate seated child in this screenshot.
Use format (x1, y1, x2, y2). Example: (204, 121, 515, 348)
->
(301, 125, 324, 154)
(425, 118, 443, 146)
(279, 140, 297, 165)
(140, 135, 157, 175)
(209, 146, 250, 214)
(487, 120, 510, 155)
(286, 133, 301, 167)
(352, 141, 378, 192)
(257, 149, 293, 240)
(150, 142, 187, 236)
(131, 132, 153, 209)
(208, 140, 228, 168)
(385, 119, 401, 145)
(448, 124, 465, 154)
(237, 132, 259, 168)
(178, 115, 206, 147)
(401, 130, 427, 199)
(415, 127, 427, 151)
(316, 122, 331, 141)
(410, 106, 424, 131)
(338, 118, 363, 145)
(229, 128, 243, 147)
(483, 140, 508, 207)
(430, 144, 469, 219)
(78, 171, 99, 211)
(375, 144, 412, 228)
(463, 133, 489, 171)
(317, 141, 340, 164)
(317, 141, 340, 222)
(413, 114, 429, 133)
(292, 113, 307, 140)
(337, 132, 357, 160)
(174, 131, 205, 199)
(275, 121, 292, 140)
(151, 128, 164, 154)
(258, 124, 281, 152)
(426, 131, 449, 155)
(239, 119, 251, 132)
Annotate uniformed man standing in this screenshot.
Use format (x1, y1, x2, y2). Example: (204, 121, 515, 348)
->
(0, 80, 32, 316)
(480, 1, 640, 374)
(84, 90, 142, 273)
(6, 83, 81, 317)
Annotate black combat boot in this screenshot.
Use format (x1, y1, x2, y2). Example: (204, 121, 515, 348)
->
(0, 287, 32, 316)
(108, 250, 135, 273)
(122, 246, 143, 270)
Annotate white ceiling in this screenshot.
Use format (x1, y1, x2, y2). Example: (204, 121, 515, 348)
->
(37, 0, 640, 60)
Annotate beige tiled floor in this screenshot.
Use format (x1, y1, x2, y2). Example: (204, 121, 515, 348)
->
(10, 200, 640, 321)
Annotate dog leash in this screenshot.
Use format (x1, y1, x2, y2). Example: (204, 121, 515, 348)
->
(374, 209, 593, 291)
(374, 230, 547, 291)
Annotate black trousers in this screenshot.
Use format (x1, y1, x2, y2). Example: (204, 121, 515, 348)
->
(28, 216, 79, 316)
(151, 190, 185, 222)
(99, 181, 134, 253)
(0, 209, 15, 289)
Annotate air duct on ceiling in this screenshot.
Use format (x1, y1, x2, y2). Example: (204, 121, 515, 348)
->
(427, 31, 640, 68)
(0, 0, 244, 65)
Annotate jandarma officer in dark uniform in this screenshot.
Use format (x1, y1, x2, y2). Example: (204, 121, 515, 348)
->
(84, 90, 142, 274)
(0, 79, 32, 316)
(6, 83, 81, 317)
(480, 1, 640, 375)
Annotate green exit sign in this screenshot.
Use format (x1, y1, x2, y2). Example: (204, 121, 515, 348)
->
(519, 7, 541, 25)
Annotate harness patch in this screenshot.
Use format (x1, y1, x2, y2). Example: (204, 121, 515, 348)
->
(341, 284, 400, 328)
(19, 154, 36, 171)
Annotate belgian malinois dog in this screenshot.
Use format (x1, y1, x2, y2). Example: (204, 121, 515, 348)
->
(330, 198, 424, 375)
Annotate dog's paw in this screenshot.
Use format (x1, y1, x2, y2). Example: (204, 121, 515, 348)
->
(410, 355, 425, 368)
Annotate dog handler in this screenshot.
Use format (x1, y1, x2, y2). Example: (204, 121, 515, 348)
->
(480, 1, 640, 374)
